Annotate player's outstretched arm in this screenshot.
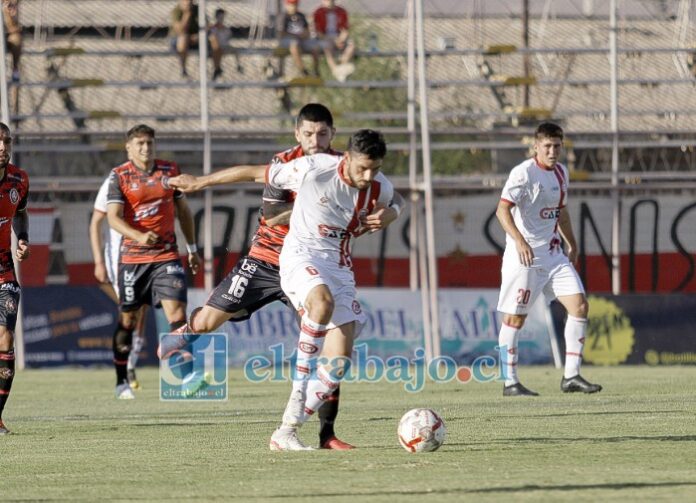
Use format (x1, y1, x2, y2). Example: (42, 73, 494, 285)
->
(558, 207, 579, 265)
(12, 208, 30, 262)
(496, 199, 534, 267)
(168, 164, 268, 192)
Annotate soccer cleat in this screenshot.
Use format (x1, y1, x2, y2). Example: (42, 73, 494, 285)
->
(561, 375, 602, 394)
(269, 428, 314, 451)
(181, 370, 211, 397)
(503, 382, 539, 397)
(127, 369, 141, 390)
(115, 382, 135, 400)
(320, 436, 355, 450)
(0, 419, 11, 435)
(157, 329, 198, 359)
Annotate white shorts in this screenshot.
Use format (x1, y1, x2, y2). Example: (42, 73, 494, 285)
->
(279, 248, 366, 334)
(497, 246, 585, 315)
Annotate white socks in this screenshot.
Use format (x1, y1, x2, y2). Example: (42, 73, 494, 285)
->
(498, 322, 520, 386)
(564, 315, 587, 378)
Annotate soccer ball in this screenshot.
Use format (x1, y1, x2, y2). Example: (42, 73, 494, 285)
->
(397, 408, 446, 453)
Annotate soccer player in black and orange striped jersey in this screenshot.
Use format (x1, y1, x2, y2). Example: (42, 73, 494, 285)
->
(0, 122, 30, 435)
(106, 124, 200, 399)
(165, 104, 355, 450)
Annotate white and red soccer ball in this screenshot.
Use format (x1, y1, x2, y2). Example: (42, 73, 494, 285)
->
(397, 408, 446, 453)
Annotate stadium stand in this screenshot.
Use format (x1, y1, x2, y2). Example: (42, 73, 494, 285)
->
(6, 0, 696, 178)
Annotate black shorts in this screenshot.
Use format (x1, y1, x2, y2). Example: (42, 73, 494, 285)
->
(119, 260, 187, 312)
(0, 281, 20, 331)
(206, 256, 290, 321)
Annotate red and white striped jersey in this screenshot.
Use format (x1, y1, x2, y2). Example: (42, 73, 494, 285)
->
(500, 157, 569, 250)
(266, 153, 394, 268)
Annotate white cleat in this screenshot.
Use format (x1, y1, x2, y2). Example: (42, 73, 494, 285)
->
(115, 382, 135, 400)
(269, 428, 314, 451)
(181, 370, 212, 397)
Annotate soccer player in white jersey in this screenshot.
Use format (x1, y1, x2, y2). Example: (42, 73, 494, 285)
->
(496, 122, 601, 397)
(169, 129, 401, 450)
(89, 176, 149, 391)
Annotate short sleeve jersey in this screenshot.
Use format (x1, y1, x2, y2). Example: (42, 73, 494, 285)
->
(106, 160, 183, 264)
(0, 164, 29, 283)
(249, 145, 340, 266)
(500, 157, 569, 249)
(313, 6, 349, 36)
(282, 12, 309, 38)
(266, 153, 394, 268)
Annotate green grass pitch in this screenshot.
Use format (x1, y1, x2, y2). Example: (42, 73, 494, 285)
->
(3, 366, 696, 501)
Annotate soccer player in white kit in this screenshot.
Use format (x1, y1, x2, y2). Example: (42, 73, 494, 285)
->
(496, 122, 601, 396)
(89, 176, 149, 392)
(170, 129, 401, 450)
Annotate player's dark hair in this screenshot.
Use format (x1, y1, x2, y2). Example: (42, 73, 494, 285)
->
(215, 8, 225, 16)
(535, 122, 564, 140)
(347, 129, 387, 160)
(126, 124, 155, 141)
(0, 122, 11, 135)
(296, 103, 334, 128)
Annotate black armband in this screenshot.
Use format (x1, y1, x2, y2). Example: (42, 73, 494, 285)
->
(16, 232, 29, 242)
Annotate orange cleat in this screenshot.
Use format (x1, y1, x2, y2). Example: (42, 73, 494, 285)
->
(320, 436, 355, 450)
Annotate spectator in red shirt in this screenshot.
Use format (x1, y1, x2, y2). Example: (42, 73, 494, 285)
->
(313, 0, 355, 81)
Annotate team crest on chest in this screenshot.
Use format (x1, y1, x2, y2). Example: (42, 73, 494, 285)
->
(9, 188, 19, 205)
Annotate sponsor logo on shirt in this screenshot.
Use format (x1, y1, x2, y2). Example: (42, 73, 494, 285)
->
(539, 207, 561, 220)
(134, 199, 162, 221)
(318, 224, 349, 239)
(166, 264, 185, 275)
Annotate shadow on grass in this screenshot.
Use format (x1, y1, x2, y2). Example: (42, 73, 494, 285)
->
(262, 481, 696, 498)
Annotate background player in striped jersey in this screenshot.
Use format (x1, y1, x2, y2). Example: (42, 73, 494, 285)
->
(106, 124, 200, 399)
(164, 104, 379, 449)
(0, 122, 30, 435)
(90, 176, 150, 390)
(170, 129, 402, 450)
(496, 122, 601, 396)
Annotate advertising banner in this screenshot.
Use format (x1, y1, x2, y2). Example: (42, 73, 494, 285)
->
(577, 294, 696, 366)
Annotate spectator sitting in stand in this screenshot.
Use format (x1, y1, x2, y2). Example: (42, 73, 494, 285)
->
(313, 0, 355, 82)
(2, 0, 21, 82)
(170, 0, 199, 77)
(209, 7, 244, 80)
(278, 0, 320, 78)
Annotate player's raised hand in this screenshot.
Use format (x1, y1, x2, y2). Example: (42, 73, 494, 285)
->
(515, 239, 534, 267)
(187, 252, 201, 275)
(15, 239, 30, 262)
(360, 200, 398, 233)
(136, 230, 160, 246)
(168, 174, 200, 193)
